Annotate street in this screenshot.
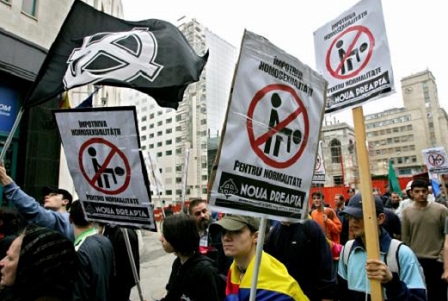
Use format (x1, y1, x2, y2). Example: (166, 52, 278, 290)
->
(130, 227, 175, 301)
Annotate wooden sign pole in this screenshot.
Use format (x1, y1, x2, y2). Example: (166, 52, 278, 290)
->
(352, 106, 383, 301)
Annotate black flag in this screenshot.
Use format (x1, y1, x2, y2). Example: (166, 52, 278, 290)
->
(25, 0, 208, 109)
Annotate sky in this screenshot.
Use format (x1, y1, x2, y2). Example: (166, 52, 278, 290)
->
(122, 0, 447, 125)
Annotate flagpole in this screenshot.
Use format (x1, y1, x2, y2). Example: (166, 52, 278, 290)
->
(0, 107, 24, 160)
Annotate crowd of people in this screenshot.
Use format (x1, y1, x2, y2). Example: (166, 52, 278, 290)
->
(1, 155, 448, 301)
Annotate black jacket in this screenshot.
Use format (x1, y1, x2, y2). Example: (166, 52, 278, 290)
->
(161, 253, 225, 301)
(264, 220, 337, 301)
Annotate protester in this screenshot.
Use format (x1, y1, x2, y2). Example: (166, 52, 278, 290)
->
(70, 201, 114, 301)
(189, 198, 230, 276)
(99, 224, 140, 301)
(335, 194, 349, 245)
(0, 163, 74, 241)
(210, 214, 310, 301)
(382, 184, 391, 204)
(385, 191, 401, 210)
(401, 179, 447, 301)
(164, 204, 174, 217)
(0, 207, 26, 259)
(158, 214, 224, 301)
(347, 188, 356, 200)
(265, 219, 336, 301)
(395, 180, 414, 220)
(0, 224, 78, 301)
(338, 193, 427, 301)
(311, 191, 342, 244)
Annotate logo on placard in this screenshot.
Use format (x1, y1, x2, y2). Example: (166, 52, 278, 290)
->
(219, 179, 239, 198)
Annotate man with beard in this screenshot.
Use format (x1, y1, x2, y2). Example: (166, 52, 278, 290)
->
(188, 199, 231, 276)
(385, 192, 401, 211)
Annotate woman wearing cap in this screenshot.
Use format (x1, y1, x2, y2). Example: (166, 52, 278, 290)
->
(0, 224, 78, 301)
(210, 214, 309, 301)
(158, 214, 224, 301)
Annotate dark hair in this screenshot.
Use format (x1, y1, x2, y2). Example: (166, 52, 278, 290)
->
(2, 224, 78, 301)
(0, 207, 27, 235)
(69, 201, 90, 227)
(188, 198, 206, 215)
(311, 191, 323, 199)
(162, 214, 199, 256)
(411, 179, 429, 190)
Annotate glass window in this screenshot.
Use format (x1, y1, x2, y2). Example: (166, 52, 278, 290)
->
(166, 139, 172, 145)
(22, 0, 38, 17)
(149, 133, 154, 138)
(166, 118, 172, 124)
(157, 142, 162, 147)
(149, 144, 154, 149)
(330, 139, 341, 163)
(149, 124, 154, 129)
(150, 113, 154, 119)
(157, 121, 163, 126)
(166, 150, 172, 156)
(157, 152, 162, 157)
(157, 131, 162, 136)
(166, 128, 172, 134)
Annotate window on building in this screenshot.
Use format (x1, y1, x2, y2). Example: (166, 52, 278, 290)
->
(397, 157, 403, 164)
(176, 165, 182, 171)
(141, 116, 147, 122)
(166, 118, 172, 124)
(201, 163, 207, 169)
(149, 133, 154, 138)
(157, 121, 163, 126)
(166, 139, 172, 145)
(149, 124, 154, 129)
(176, 148, 182, 154)
(333, 175, 343, 186)
(141, 126, 147, 131)
(176, 177, 182, 183)
(330, 139, 342, 163)
(166, 150, 172, 156)
(157, 131, 162, 136)
(157, 111, 163, 116)
(150, 113, 154, 119)
(166, 128, 172, 134)
(22, 0, 38, 17)
(166, 190, 172, 195)
(176, 125, 182, 132)
(157, 142, 162, 147)
(176, 115, 183, 122)
(149, 144, 154, 149)
(176, 137, 182, 143)
(157, 152, 162, 157)
(141, 136, 146, 141)
(141, 145, 146, 150)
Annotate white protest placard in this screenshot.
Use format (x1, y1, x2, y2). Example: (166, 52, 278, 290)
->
(312, 141, 326, 185)
(422, 147, 448, 174)
(314, 0, 394, 113)
(54, 106, 156, 231)
(209, 30, 326, 221)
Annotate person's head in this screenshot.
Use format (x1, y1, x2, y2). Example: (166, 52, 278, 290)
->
(341, 193, 386, 240)
(334, 194, 345, 208)
(372, 188, 381, 196)
(311, 192, 323, 208)
(405, 180, 413, 199)
(0, 224, 78, 301)
(188, 198, 210, 231)
(42, 186, 73, 212)
(384, 184, 390, 193)
(69, 201, 90, 228)
(210, 215, 260, 260)
(390, 192, 401, 204)
(0, 207, 26, 236)
(159, 214, 199, 257)
(410, 179, 429, 203)
(347, 188, 356, 198)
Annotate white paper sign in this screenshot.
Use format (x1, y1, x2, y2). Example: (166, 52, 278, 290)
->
(209, 31, 326, 221)
(314, 0, 394, 113)
(313, 141, 326, 184)
(54, 106, 156, 231)
(422, 147, 448, 174)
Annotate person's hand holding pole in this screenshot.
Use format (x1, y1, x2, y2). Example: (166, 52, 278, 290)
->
(0, 160, 13, 187)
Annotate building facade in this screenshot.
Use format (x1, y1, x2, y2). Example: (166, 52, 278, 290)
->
(365, 70, 448, 176)
(0, 0, 123, 203)
(320, 122, 359, 187)
(126, 18, 237, 205)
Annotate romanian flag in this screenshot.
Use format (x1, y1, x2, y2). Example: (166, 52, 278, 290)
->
(225, 251, 309, 301)
(58, 91, 71, 109)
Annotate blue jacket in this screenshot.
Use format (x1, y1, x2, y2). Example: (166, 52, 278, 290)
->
(4, 182, 74, 242)
(337, 228, 426, 301)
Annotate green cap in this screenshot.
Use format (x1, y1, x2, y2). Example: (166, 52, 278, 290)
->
(210, 215, 260, 233)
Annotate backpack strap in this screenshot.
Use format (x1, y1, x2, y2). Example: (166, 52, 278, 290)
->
(342, 239, 355, 267)
(385, 239, 402, 274)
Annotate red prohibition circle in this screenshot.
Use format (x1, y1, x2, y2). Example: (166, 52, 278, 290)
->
(247, 84, 309, 169)
(326, 25, 375, 80)
(428, 153, 445, 167)
(78, 137, 131, 195)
